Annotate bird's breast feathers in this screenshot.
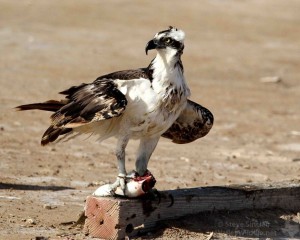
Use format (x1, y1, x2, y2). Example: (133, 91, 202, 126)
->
(114, 73, 189, 137)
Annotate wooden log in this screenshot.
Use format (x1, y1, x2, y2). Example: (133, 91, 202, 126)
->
(84, 180, 300, 239)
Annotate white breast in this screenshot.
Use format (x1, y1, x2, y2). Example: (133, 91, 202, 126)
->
(111, 48, 192, 139)
(116, 68, 189, 138)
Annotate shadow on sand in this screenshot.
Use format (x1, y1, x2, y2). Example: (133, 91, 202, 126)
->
(138, 209, 300, 239)
(0, 182, 74, 191)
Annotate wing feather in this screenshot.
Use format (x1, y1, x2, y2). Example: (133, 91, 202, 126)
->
(51, 79, 127, 127)
(16, 68, 151, 145)
(161, 100, 214, 144)
(41, 79, 127, 145)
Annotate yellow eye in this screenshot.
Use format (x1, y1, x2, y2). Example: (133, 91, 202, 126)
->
(165, 38, 171, 43)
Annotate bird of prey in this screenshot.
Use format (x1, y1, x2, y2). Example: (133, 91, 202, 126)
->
(16, 26, 213, 197)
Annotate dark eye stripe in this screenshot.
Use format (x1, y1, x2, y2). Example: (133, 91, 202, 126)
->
(160, 37, 182, 49)
(170, 39, 182, 49)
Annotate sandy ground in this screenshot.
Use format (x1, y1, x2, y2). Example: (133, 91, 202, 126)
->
(1, 0, 300, 239)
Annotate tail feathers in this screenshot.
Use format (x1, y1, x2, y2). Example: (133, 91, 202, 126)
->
(16, 99, 73, 145)
(16, 100, 66, 112)
(41, 126, 72, 145)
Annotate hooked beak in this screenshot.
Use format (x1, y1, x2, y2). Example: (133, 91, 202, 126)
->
(145, 39, 157, 55)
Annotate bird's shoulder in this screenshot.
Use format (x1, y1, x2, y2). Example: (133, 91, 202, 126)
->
(96, 68, 153, 82)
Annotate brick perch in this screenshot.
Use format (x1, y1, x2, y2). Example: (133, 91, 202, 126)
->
(84, 180, 300, 239)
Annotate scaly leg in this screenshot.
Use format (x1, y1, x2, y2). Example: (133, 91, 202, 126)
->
(93, 136, 159, 197)
(110, 136, 129, 193)
(135, 136, 160, 176)
(94, 136, 129, 196)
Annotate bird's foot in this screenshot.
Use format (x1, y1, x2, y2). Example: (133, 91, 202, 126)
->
(93, 173, 126, 197)
(120, 170, 156, 197)
(93, 170, 156, 198)
(130, 169, 156, 192)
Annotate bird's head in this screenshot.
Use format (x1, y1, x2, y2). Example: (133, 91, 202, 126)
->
(145, 26, 185, 57)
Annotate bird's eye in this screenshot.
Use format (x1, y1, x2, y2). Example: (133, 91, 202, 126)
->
(164, 38, 172, 43)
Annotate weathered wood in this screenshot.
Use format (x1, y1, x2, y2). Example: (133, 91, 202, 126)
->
(84, 180, 300, 239)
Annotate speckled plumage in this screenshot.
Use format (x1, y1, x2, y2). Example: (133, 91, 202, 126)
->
(16, 26, 213, 196)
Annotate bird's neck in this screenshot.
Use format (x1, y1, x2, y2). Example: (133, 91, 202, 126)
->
(156, 49, 182, 70)
(148, 52, 190, 97)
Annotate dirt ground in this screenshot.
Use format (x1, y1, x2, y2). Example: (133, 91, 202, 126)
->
(1, 0, 300, 239)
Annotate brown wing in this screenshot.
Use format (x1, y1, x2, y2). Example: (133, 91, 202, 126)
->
(16, 67, 154, 145)
(17, 79, 127, 145)
(161, 100, 214, 144)
(41, 79, 127, 145)
(56, 79, 127, 124)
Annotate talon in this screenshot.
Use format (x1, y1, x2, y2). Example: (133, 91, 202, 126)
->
(118, 173, 126, 195)
(93, 170, 156, 198)
(133, 169, 154, 180)
(93, 174, 127, 197)
(143, 169, 153, 177)
(131, 169, 156, 193)
(126, 170, 138, 179)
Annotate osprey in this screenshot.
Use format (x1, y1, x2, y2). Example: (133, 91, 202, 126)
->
(17, 26, 213, 197)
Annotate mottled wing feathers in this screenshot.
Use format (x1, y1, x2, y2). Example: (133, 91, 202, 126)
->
(41, 126, 72, 145)
(16, 68, 153, 145)
(40, 79, 127, 145)
(16, 77, 128, 145)
(161, 100, 214, 144)
(53, 79, 127, 126)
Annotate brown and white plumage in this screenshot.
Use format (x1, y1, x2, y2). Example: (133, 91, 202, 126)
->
(16, 26, 213, 197)
(162, 100, 213, 144)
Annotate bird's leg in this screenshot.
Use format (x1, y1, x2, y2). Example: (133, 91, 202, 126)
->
(93, 136, 158, 198)
(135, 136, 160, 177)
(109, 136, 129, 194)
